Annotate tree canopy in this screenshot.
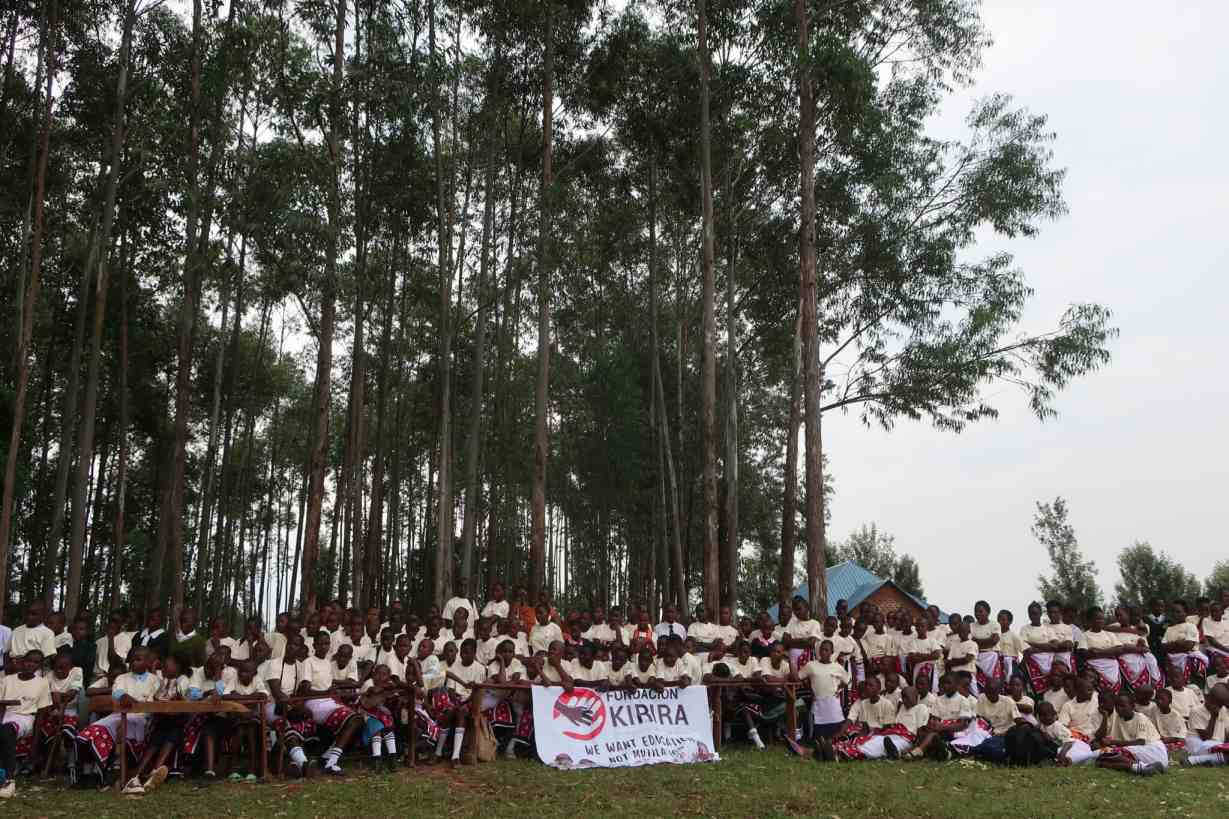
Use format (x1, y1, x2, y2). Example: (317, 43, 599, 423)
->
(0, 0, 1114, 624)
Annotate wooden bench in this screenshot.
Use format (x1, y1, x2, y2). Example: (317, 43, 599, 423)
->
(87, 695, 268, 790)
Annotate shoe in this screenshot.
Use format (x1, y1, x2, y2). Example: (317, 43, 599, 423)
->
(144, 765, 168, 792)
(122, 776, 146, 795)
(245, 773, 258, 783)
(228, 772, 243, 782)
(884, 738, 899, 760)
(385, 757, 398, 773)
(325, 764, 344, 776)
(0, 781, 15, 799)
(1137, 761, 1165, 777)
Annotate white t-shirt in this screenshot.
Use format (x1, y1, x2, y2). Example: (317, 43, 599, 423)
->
(529, 623, 564, 654)
(266, 631, 287, 660)
(686, 621, 718, 644)
(896, 703, 931, 734)
(446, 659, 487, 697)
(300, 655, 336, 691)
(1058, 696, 1100, 736)
(976, 694, 1021, 735)
(11, 624, 56, 661)
(799, 660, 849, 700)
(652, 658, 691, 683)
(230, 675, 269, 696)
(1018, 624, 1053, 650)
(1078, 630, 1120, 652)
(49, 667, 83, 696)
(481, 600, 511, 620)
(1109, 712, 1160, 744)
(258, 658, 300, 694)
(112, 671, 161, 703)
(784, 618, 824, 646)
(2, 673, 52, 715)
(94, 632, 135, 677)
(567, 659, 610, 683)
(1201, 617, 1229, 646)
(849, 696, 898, 728)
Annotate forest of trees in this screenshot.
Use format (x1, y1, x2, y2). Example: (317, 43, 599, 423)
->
(0, 0, 1115, 628)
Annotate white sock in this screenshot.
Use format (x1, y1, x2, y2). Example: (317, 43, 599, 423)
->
(289, 746, 307, 767)
(749, 728, 764, 749)
(435, 733, 449, 757)
(323, 746, 342, 768)
(452, 728, 466, 760)
(384, 735, 397, 756)
(371, 739, 383, 758)
(1189, 752, 1225, 766)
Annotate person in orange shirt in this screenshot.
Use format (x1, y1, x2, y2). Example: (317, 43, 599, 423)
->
(514, 588, 537, 634)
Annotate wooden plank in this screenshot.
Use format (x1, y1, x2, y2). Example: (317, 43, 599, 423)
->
(88, 696, 264, 716)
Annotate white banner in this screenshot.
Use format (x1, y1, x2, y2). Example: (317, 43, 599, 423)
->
(532, 685, 719, 769)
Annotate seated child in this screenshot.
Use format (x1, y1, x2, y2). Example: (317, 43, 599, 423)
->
(76, 647, 160, 787)
(44, 652, 83, 773)
(1, 650, 52, 793)
(358, 664, 400, 770)
(296, 631, 362, 775)
(1152, 687, 1187, 752)
(1094, 693, 1168, 776)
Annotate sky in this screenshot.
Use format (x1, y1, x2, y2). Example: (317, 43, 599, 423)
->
(824, 0, 1229, 618)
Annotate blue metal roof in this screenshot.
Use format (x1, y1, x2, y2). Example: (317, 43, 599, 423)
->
(766, 560, 942, 622)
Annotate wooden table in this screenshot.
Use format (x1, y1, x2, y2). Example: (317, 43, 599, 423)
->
(87, 695, 269, 791)
(703, 680, 802, 749)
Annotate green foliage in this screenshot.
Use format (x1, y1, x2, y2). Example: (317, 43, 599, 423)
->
(1204, 560, 1229, 599)
(1034, 497, 1103, 611)
(1113, 541, 1200, 609)
(835, 523, 925, 600)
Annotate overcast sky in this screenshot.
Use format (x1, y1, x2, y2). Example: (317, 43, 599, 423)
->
(824, 0, 1229, 618)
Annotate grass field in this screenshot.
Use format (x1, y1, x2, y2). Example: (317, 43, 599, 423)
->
(3, 749, 1224, 819)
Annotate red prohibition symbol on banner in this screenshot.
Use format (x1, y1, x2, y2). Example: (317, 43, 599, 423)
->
(552, 688, 607, 741)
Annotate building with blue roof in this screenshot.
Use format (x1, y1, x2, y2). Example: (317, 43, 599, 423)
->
(767, 560, 944, 623)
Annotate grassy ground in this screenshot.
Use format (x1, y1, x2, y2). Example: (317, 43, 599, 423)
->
(4, 749, 1224, 819)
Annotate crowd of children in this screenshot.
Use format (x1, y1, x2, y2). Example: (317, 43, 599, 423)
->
(1, 584, 1227, 798)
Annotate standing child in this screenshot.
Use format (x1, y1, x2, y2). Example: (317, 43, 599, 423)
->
(797, 640, 849, 756)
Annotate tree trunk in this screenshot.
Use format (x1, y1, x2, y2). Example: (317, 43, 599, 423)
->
(697, 0, 720, 613)
(796, 0, 827, 617)
(529, 4, 555, 605)
(648, 158, 685, 609)
(301, 0, 346, 615)
(459, 95, 499, 594)
(0, 2, 57, 610)
(428, 0, 455, 608)
(780, 304, 802, 608)
(363, 244, 397, 604)
(65, 0, 135, 619)
(111, 227, 132, 612)
(722, 172, 739, 612)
